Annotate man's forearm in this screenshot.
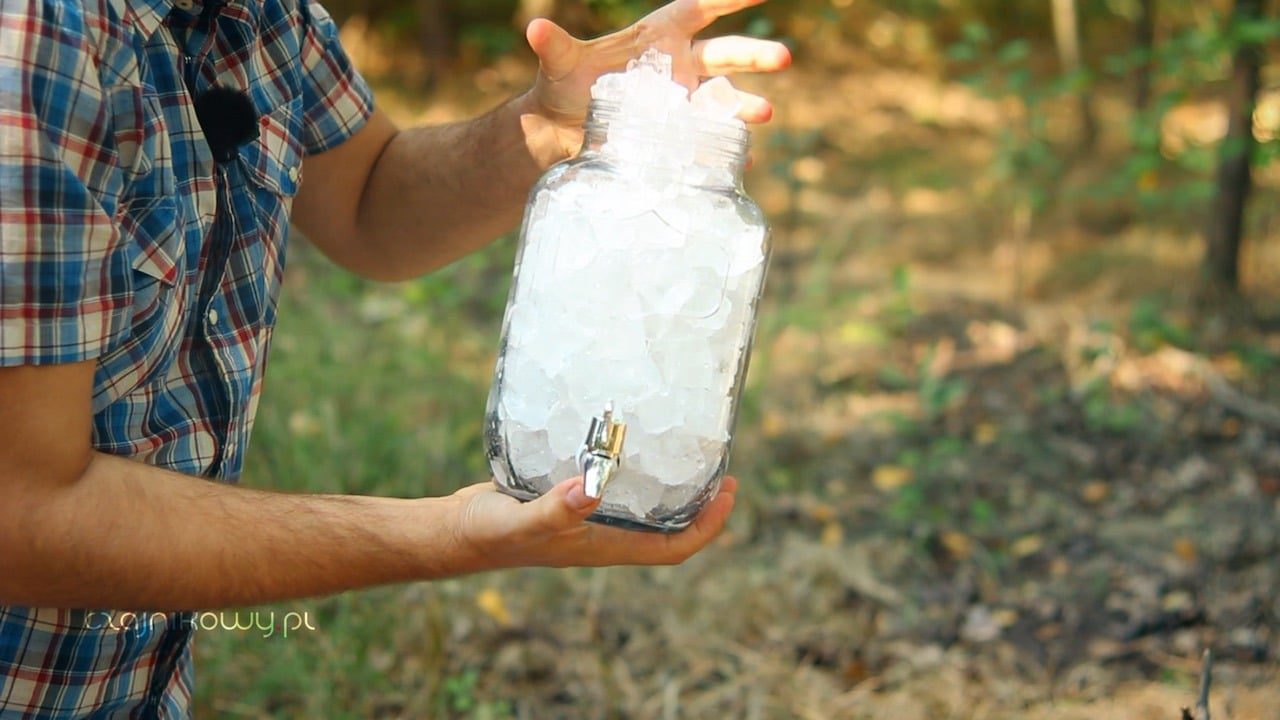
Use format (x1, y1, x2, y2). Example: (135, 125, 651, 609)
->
(0, 452, 476, 610)
(339, 94, 569, 280)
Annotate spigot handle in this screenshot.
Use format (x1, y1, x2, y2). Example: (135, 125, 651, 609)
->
(578, 402, 627, 499)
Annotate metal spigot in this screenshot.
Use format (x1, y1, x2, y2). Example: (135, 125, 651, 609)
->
(578, 402, 627, 498)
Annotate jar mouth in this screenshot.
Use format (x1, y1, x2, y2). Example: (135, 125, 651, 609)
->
(588, 98, 748, 135)
(583, 99, 750, 174)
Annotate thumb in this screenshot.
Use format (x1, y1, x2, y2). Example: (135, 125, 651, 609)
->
(520, 475, 600, 533)
(526, 18, 581, 82)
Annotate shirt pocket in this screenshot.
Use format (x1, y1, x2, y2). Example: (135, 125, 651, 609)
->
(241, 97, 304, 198)
(125, 196, 185, 357)
(95, 196, 188, 410)
(107, 82, 168, 190)
(234, 97, 304, 330)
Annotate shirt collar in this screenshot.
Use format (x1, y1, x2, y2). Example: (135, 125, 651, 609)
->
(126, 0, 176, 39)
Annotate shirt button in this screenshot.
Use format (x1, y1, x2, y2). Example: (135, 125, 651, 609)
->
(287, 166, 300, 183)
(174, 0, 194, 9)
(207, 308, 219, 326)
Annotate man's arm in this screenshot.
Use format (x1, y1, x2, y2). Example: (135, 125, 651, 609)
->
(0, 361, 455, 609)
(289, 99, 556, 282)
(291, 0, 790, 281)
(0, 362, 736, 611)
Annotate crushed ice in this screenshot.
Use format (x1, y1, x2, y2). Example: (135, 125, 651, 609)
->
(499, 51, 766, 518)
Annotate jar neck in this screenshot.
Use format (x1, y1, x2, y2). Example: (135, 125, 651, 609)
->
(581, 100, 749, 189)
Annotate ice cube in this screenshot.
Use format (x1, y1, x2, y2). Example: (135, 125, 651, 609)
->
(651, 432, 707, 486)
(507, 421, 557, 478)
(549, 214, 599, 275)
(603, 469, 664, 518)
(640, 279, 695, 318)
(655, 205, 694, 239)
(549, 455, 579, 483)
(683, 387, 730, 441)
(606, 354, 662, 400)
(500, 352, 556, 427)
(590, 73, 626, 102)
(634, 390, 683, 434)
(547, 403, 588, 460)
(622, 428, 662, 477)
(627, 47, 673, 79)
(692, 296, 733, 331)
(726, 226, 767, 277)
(691, 76, 743, 121)
(678, 267, 727, 318)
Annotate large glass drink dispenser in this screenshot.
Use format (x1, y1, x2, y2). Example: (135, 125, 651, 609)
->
(484, 50, 770, 532)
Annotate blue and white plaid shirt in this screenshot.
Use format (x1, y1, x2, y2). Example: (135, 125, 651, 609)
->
(0, 0, 373, 715)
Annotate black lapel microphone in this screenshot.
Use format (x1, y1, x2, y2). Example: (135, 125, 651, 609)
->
(184, 0, 258, 163)
(193, 86, 259, 162)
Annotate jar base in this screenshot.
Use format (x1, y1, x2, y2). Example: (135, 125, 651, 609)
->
(493, 483, 696, 534)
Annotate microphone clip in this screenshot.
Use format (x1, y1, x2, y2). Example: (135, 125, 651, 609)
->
(193, 86, 259, 163)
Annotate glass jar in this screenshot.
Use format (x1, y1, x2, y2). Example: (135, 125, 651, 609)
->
(484, 98, 769, 532)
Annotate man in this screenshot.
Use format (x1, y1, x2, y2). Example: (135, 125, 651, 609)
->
(0, 0, 788, 715)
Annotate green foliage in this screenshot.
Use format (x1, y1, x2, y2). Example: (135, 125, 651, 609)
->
(885, 434, 989, 545)
(439, 670, 514, 718)
(918, 351, 968, 421)
(884, 265, 916, 329)
(459, 24, 519, 61)
(1078, 377, 1147, 434)
(1128, 296, 1195, 351)
(1232, 341, 1280, 375)
(949, 29, 1070, 217)
(582, 0, 648, 26)
(946, 2, 1279, 226)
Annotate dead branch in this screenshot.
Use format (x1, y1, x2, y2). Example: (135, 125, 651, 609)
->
(1181, 649, 1213, 720)
(1157, 347, 1280, 431)
(1203, 370, 1280, 431)
(1196, 649, 1213, 720)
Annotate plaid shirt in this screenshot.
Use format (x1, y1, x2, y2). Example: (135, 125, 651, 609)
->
(0, 0, 372, 716)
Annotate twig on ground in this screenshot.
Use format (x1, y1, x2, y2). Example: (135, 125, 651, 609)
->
(1203, 370, 1280, 430)
(1162, 347, 1280, 430)
(1181, 649, 1213, 720)
(1196, 649, 1213, 720)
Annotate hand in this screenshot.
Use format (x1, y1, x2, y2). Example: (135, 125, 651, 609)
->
(449, 475, 738, 569)
(518, 0, 792, 162)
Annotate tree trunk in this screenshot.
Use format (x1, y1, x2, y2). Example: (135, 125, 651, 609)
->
(1133, 0, 1156, 110)
(1202, 0, 1263, 299)
(1051, 0, 1098, 149)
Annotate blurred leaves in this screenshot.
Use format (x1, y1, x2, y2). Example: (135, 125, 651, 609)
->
(475, 588, 514, 626)
(872, 464, 914, 492)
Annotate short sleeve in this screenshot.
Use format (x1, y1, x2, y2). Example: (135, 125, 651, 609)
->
(0, 0, 132, 367)
(296, 0, 375, 155)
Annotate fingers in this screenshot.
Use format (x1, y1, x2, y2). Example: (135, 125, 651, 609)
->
(692, 36, 791, 76)
(526, 18, 582, 82)
(662, 0, 769, 34)
(734, 89, 773, 123)
(688, 36, 786, 123)
(520, 475, 601, 534)
(579, 480, 737, 565)
(657, 490, 736, 562)
(651, 477, 737, 561)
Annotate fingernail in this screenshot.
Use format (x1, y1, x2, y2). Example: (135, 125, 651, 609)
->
(566, 483, 595, 510)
